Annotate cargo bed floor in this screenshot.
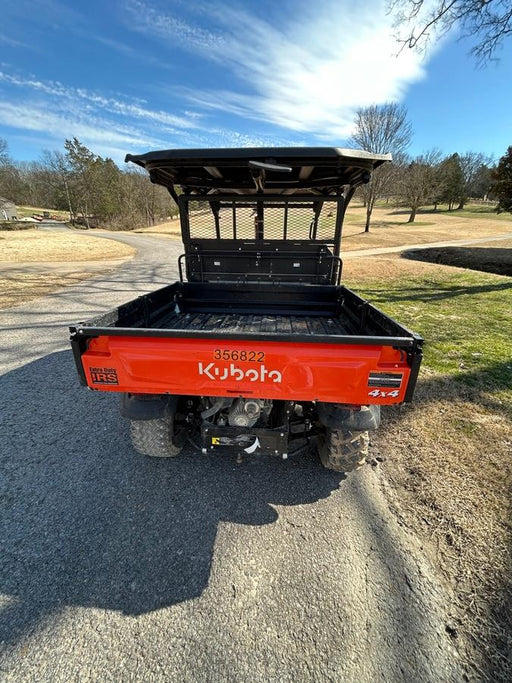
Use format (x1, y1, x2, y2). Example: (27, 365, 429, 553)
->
(154, 311, 355, 336)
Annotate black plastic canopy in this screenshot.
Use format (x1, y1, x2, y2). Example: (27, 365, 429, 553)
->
(125, 147, 392, 197)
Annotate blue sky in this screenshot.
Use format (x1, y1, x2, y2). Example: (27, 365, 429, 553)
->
(0, 0, 510, 164)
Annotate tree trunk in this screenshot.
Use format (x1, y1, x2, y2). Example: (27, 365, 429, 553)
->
(457, 200, 465, 210)
(433, 202, 438, 211)
(64, 178, 75, 225)
(84, 200, 90, 229)
(408, 207, 417, 223)
(365, 207, 371, 233)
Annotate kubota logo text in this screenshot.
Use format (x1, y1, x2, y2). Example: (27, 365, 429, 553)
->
(198, 362, 282, 383)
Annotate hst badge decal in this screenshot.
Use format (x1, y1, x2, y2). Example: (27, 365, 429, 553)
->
(198, 362, 282, 383)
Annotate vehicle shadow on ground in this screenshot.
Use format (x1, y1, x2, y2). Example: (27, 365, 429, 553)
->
(0, 350, 343, 645)
(402, 247, 512, 277)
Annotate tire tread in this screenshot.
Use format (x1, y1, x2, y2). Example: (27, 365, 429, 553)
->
(318, 429, 369, 472)
(130, 417, 182, 458)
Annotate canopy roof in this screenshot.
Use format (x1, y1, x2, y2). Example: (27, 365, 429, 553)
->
(125, 147, 391, 197)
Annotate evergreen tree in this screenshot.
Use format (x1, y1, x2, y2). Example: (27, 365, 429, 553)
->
(491, 146, 512, 213)
(436, 154, 464, 210)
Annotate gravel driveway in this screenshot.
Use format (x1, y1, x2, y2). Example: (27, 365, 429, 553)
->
(0, 232, 463, 681)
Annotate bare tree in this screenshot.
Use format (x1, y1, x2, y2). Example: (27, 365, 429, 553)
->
(40, 150, 76, 221)
(390, 0, 512, 62)
(350, 103, 412, 232)
(397, 150, 443, 222)
(457, 151, 493, 208)
(0, 138, 10, 167)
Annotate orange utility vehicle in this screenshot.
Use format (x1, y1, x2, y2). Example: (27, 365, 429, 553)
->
(70, 148, 423, 472)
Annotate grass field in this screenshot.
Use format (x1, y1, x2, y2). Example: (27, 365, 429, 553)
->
(0, 230, 135, 262)
(344, 256, 512, 680)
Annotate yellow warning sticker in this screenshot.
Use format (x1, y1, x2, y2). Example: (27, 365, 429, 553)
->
(211, 437, 220, 445)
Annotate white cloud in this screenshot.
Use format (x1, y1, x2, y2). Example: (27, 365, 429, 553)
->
(127, 0, 440, 138)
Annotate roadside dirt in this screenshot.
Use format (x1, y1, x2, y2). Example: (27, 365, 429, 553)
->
(0, 269, 113, 309)
(353, 252, 512, 681)
(373, 384, 512, 681)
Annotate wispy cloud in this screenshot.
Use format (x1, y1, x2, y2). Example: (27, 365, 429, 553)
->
(0, 72, 195, 130)
(0, 101, 163, 149)
(126, 0, 439, 138)
(0, 70, 199, 159)
(0, 69, 290, 160)
(126, 0, 225, 51)
(0, 33, 30, 49)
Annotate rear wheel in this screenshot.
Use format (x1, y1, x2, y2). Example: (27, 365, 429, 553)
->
(130, 415, 184, 458)
(318, 429, 369, 472)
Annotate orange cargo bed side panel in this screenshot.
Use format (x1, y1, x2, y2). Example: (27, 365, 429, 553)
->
(81, 336, 412, 405)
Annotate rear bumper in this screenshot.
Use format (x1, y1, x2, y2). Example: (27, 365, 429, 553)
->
(72, 334, 421, 405)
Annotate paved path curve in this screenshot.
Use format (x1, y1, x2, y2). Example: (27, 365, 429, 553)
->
(0, 232, 463, 681)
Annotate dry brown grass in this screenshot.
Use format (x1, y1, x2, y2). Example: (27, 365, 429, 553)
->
(342, 253, 461, 281)
(0, 270, 110, 309)
(0, 230, 135, 262)
(135, 217, 181, 237)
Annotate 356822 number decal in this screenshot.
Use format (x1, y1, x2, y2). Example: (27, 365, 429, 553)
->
(213, 349, 265, 362)
(368, 389, 400, 398)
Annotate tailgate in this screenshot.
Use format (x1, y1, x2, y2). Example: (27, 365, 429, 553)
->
(74, 335, 420, 405)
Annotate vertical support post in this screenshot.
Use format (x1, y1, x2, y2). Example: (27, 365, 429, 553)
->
(212, 202, 221, 239)
(333, 194, 345, 255)
(179, 196, 191, 243)
(232, 201, 237, 240)
(256, 201, 264, 240)
(283, 201, 288, 240)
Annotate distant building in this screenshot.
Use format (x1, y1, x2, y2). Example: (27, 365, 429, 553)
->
(0, 197, 17, 220)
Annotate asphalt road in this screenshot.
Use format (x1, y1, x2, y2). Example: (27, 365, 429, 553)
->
(0, 232, 463, 681)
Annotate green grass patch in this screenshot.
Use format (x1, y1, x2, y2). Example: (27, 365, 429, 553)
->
(17, 205, 69, 220)
(345, 269, 512, 410)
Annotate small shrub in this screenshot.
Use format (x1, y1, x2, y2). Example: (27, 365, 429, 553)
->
(0, 221, 33, 231)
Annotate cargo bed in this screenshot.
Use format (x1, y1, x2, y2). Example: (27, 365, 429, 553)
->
(71, 281, 423, 406)
(73, 281, 420, 348)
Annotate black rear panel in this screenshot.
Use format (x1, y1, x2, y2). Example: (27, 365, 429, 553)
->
(179, 195, 343, 285)
(125, 147, 393, 286)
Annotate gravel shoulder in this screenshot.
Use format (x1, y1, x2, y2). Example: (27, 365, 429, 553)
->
(0, 232, 465, 681)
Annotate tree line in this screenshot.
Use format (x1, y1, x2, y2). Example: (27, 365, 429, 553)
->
(0, 137, 177, 229)
(350, 103, 510, 231)
(1, 127, 510, 233)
